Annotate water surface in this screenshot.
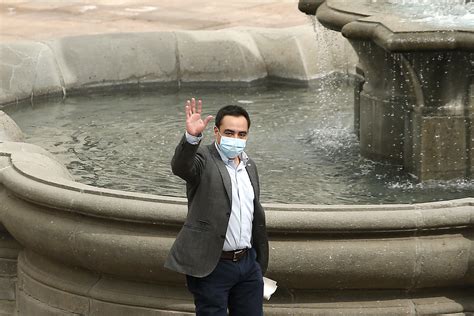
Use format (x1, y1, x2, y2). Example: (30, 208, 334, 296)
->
(5, 79, 473, 204)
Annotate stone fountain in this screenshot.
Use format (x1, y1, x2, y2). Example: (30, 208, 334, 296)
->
(0, 3, 472, 316)
(301, 0, 474, 181)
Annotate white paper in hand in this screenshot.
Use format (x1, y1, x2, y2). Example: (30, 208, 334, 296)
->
(263, 277, 277, 300)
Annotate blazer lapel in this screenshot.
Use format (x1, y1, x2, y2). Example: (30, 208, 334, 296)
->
(245, 162, 259, 201)
(208, 143, 232, 205)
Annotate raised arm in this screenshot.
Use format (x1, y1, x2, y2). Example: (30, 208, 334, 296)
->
(171, 98, 213, 182)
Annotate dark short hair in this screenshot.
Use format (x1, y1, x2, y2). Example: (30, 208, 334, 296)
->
(215, 105, 251, 129)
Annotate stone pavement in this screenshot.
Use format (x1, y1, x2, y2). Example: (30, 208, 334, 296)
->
(0, 0, 309, 42)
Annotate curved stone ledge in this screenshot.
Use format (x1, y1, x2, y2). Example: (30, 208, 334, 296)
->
(342, 20, 474, 52)
(0, 111, 24, 142)
(4, 194, 474, 289)
(0, 144, 473, 296)
(1, 145, 473, 232)
(313, 0, 474, 52)
(0, 41, 64, 105)
(316, 1, 362, 32)
(47, 32, 179, 91)
(0, 225, 21, 303)
(17, 250, 194, 315)
(298, 0, 325, 16)
(0, 25, 357, 106)
(16, 250, 474, 315)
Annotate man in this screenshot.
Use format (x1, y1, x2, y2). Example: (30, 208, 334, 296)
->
(165, 98, 269, 315)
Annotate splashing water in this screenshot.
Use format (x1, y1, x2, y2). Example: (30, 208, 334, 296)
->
(382, 0, 474, 27)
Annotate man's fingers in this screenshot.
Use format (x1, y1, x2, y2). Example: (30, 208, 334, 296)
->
(185, 100, 191, 119)
(203, 115, 214, 127)
(197, 99, 202, 114)
(185, 97, 205, 122)
(191, 98, 196, 114)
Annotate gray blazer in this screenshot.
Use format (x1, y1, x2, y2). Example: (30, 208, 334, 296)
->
(165, 134, 269, 277)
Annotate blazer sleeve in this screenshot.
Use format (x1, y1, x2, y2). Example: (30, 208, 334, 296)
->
(171, 133, 205, 184)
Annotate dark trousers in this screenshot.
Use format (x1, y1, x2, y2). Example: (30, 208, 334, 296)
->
(186, 248, 264, 316)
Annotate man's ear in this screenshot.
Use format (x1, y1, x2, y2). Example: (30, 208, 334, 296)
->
(213, 126, 219, 141)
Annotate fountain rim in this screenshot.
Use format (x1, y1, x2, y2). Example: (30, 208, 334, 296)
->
(303, 0, 474, 52)
(1, 148, 473, 234)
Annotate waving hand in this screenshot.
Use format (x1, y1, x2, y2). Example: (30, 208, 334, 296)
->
(185, 98, 213, 136)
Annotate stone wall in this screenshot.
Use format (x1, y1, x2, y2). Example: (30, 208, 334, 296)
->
(0, 25, 357, 106)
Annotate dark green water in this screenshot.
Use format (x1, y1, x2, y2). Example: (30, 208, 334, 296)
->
(4, 79, 473, 204)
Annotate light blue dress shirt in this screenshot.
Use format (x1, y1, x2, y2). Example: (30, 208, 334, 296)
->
(185, 132, 255, 251)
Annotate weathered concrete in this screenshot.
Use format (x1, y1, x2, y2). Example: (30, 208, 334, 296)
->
(0, 119, 26, 314)
(352, 42, 473, 180)
(0, 25, 357, 105)
(0, 300, 15, 316)
(16, 249, 474, 315)
(0, 112, 23, 142)
(0, 184, 21, 315)
(0, 42, 64, 104)
(176, 30, 266, 84)
(46, 32, 179, 92)
(245, 25, 356, 81)
(0, 225, 20, 305)
(298, 0, 324, 15)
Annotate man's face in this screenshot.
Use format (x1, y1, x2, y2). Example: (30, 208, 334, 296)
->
(214, 115, 249, 144)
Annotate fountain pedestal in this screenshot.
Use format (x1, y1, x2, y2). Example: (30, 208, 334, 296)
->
(307, 0, 474, 180)
(352, 41, 473, 180)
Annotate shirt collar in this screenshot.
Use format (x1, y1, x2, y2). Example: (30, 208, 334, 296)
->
(214, 142, 249, 166)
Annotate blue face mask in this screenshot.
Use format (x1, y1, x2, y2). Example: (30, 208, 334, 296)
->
(218, 133, 247, 159)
